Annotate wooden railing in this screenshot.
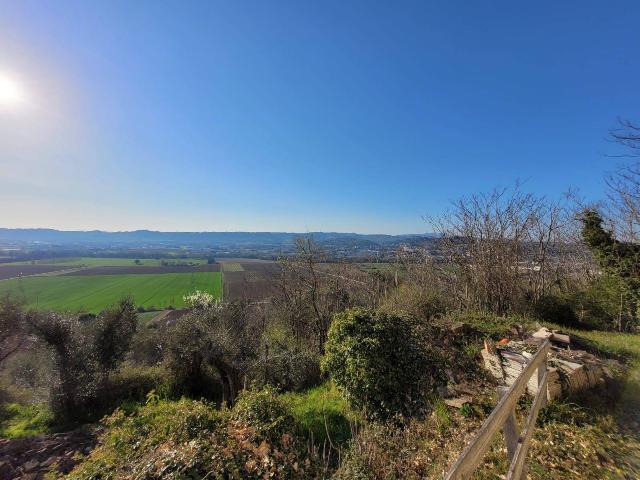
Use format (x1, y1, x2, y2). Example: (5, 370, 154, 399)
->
(444, 340, 550, 480)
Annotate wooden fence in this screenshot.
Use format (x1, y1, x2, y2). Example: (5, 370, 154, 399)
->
(444, 339, 550, 480)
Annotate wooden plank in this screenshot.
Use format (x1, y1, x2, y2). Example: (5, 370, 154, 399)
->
(506, 371, 549, 480)
(501, 351, 528, 364)
(444, 340, 550, 480)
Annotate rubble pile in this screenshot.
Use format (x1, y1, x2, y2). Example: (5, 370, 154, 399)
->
(0, 427, 98, 480)
(481, 327, 619, 401)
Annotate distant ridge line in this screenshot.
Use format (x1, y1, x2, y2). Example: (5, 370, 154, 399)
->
(0, 228, 435, 247)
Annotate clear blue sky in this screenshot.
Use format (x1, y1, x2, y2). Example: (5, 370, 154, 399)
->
(1, 1, 639, 234)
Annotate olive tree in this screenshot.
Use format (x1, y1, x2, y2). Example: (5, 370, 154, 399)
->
(25, 297, 140, 420)
(164, 301, 261, 406)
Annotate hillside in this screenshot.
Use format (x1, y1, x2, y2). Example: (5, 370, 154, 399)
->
(0, 228, 433, 249)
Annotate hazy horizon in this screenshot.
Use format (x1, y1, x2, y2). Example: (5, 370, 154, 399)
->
(0, 225, 431, 236)
(2, 1, 639, 234)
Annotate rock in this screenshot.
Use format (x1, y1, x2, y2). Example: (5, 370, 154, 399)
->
(437, 384, 456, 398)
(23, 459, 39, 471)
(550, 331, 571, 344)
(0, 460, 16, 478)
(0, 426, 99, 480)
(444, 396, 472, 408)
(481, 349, 503, 380)
(532, 327, 553, 340)
(41, 456, 57, 467)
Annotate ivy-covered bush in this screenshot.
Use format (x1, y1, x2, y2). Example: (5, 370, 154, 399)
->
(321, 308, 439, 420)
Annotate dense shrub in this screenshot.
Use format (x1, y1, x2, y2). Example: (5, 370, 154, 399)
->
(231, 385, 295, 442)
(322, 308, 439, 420)
(100, 364, 171, 408)
(532, 294, 580, 328)
(334, 413, 473, 480)
(25, 312, 99, 421)
(581, 209, 639, 331)
(533, 277, 635, 331)
(23, 298, 141, 422)
(92, 297, 137, 372)
(162, 312, 214, 398)
(257, 326, 322, 391)
(68, 396, 322, 479)
(128, 325, 164, 366)
(163, 302, 260, 405)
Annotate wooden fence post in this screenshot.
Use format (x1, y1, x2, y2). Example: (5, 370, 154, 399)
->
(444, 340, 550, 480)
(497, 386, 519, 462)
(537, 362, 547, 408)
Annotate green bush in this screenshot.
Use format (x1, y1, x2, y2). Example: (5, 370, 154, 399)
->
(533, 294, 580, 328)
(533, 277, 635, 332)
(232, 385, 295, 443)
(21, 298, 140, 423)
(68, 397, 321, 479)
(322, 308, 438, 420)
(257, 325, 322, 391)
(99, 364, 171, 408)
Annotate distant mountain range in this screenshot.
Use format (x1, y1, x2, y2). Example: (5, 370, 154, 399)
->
(0, 228, 435, 248)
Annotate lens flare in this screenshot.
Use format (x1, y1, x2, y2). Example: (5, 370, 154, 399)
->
(0, 73, 27, 107)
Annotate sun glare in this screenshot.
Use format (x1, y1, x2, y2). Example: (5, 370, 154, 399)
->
(0, 73, 27, 108)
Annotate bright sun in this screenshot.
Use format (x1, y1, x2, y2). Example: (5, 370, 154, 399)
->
(0, 73, 27, 107)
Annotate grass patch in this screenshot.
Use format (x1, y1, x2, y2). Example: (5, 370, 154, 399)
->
(544, 322, 640, 360)
(0, 403, 54, 438)
(441, 311, 537, 339)
(283, 383, 359, 446)
(0, 272, 222, 313)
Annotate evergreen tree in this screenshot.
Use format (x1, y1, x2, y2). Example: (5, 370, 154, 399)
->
(581, 209, 640, 330)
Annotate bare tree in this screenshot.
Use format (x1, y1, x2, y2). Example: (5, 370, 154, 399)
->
(274, 237, 376, 353)
(605, 118, 640, 242)
(430, 185, 573, 314)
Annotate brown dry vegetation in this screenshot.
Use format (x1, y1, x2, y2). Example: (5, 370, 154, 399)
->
(0, 265, 73, 281)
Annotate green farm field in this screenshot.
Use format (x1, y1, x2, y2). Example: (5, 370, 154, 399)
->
(0, 272, 222, 313)
(5, 257, 208, 267)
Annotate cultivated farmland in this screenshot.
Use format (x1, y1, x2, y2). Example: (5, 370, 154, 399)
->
(0, 265, 75, 281)
(223, 261, 281, 300)
(63, 265, 220, 275)
(0, 272, 222, 313)
(5, 257, 208, 267)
